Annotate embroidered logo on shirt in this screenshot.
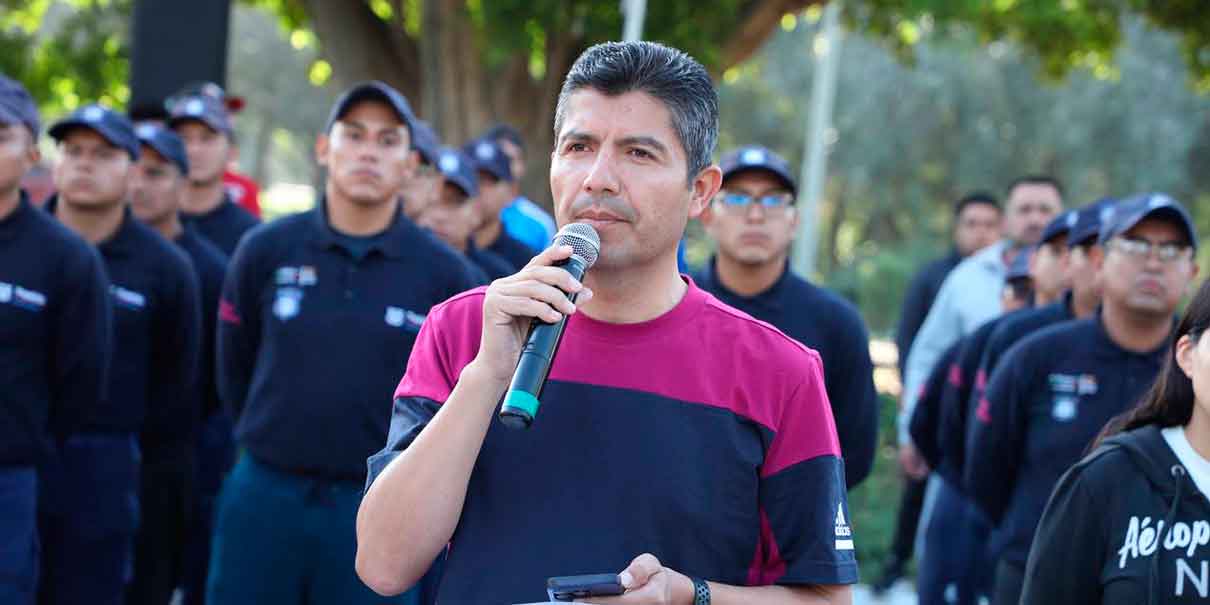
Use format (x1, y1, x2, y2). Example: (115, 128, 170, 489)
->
(834, 503, 854, 550)
(0, 281, 47, 311)
(275, 266, 318, 287)
(273, 287, 302, 321)
(1051, 395, 1078, 422)
(385, 306, 425, 331)
(110, 285, 146, 310)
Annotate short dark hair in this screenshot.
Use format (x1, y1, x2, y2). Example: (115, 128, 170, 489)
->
(554, 41, 718, 181)
(1006, 175, 1064, 199)
(484, 123, 524, 152)
(954, 190, 1000, 217)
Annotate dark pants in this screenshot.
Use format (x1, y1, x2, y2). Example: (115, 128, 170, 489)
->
(991, 560, 1024, 605)
(180, 411, 235, 605)
(918, 477, 993, 605)
(890, 473, 928, 562)
(205, 456, 417, 605)
(128, 451, 194, 605)
(0, 467, 38, 605)
(38, 434, 140, 605)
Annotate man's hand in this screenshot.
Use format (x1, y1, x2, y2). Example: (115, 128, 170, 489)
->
(578, 554, 693, 605)
(898, 443, 929, 480)
(475, 243, 593, 382)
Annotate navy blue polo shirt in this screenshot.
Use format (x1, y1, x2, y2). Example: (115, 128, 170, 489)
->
(0, 193, 112, 465)
(486, 229, 535, 272)
(181, 193, 259, 256)
(694, 259, 879, 487)
(370, 282, 857, 604)
(466, 239, 514, 281)
(216, 198, 482, 480)
(978, 293, 1075, 380)
(964, 315, 1168, 566)
(48, 198, 203, 456)
(175, 226, 228, 420)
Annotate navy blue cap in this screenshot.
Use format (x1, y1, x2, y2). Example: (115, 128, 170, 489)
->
(463, 136, 512, 182)
(325, 81, 417, 138)
(48, 104, 140, 160)
(436, 147, 478, 198)
(719, 145, 797, 195)
(1041, 209, 1079, 244)
(134, 123, 189, 175)
(0, 74, 40, 138)
(167, 94, 233, 135)
(1068, 198, 1119, 248)
(1099, 193, 1198, 251)
(1006, 246, 1034, 281)
(411, 120, 440, 165)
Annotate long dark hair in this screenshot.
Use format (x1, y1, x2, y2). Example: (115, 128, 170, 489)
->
(1096, 279, 1210, 445)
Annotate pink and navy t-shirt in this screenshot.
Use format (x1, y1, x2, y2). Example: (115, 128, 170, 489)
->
(367, 278, 858, 604)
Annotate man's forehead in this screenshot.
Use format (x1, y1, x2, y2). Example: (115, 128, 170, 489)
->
(337, 99, 407, 129)
(1008, 183, 1061, 203)
(558, 89, 677, 144)
(139, 145, 170, 165)
(723, 170, 788, 193)
(1123, 217, 1187, 242)
(59, 128, 115, 147)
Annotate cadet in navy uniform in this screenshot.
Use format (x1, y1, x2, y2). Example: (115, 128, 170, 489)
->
(399, 120, 442, 220)
(695, 144, 878, 488)
(966, 194, 1200, 605)
(416, 146, 513, 281)
(464, 135, 535, 271)
(167, 92, 259, 255)
(209, 82, 481, 605)
(0, 75, 111, 605)
(128, 124, 228, 605)
(41, 104, 202, 605)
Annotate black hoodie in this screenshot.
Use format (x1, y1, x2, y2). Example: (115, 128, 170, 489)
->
(1021, 425, 1210, 604)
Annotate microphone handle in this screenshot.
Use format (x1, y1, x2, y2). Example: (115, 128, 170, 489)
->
(499, 256, 589, 429)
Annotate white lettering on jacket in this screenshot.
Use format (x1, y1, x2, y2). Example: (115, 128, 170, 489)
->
(1119, 516, 1210, 568)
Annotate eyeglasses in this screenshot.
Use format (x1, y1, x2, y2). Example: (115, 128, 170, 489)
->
(714, 191, 795, 214)
(1107, 237, 1192, 264)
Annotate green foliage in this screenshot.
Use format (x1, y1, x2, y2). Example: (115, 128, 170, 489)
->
(0, 0, 132, 118)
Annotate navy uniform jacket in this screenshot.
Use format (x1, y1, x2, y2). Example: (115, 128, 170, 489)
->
(175, 227, 228, 420)
(695, 259, 879, 487)
(48, 197, 202, 458)
(0, 192, 112, 465)
(895, 250, 962, 375)
(978, 293, 1075, 383)
(486, 229, 535, 272)
(909, 339, 963, 481)
(965, 315, 1168, 566)
(181, 193, 259, 256)
(466, 239, 515, 281)
(217, 199, 483, 480)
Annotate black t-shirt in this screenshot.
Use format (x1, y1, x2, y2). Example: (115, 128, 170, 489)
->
(369, 282, 858, 603)
(175, 227, 228, 420)
(694, 259, 879, 487)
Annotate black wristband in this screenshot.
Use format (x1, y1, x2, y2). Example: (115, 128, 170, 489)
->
(691, 577, 711, 605)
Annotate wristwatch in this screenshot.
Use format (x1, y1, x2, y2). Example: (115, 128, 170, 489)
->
(691, 577, 711, 605)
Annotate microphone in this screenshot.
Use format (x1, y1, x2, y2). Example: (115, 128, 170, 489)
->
(499, 223, 601, 429)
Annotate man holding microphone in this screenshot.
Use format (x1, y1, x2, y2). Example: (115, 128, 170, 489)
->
(357, 41, 855, 605)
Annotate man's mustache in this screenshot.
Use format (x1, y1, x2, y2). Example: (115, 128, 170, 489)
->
(569, 195, 637, 222)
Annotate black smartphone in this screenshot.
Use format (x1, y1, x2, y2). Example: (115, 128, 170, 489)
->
(546, 573, 626, 601)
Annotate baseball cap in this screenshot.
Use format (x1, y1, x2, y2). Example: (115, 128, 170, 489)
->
(436, 147, 478, 198)
(170, 81, 245, 113)
(0, 74, 40, 138)
(1099, 193, 1198, 251)
(718, 145, 797, 196)
(325, 81, 417, 138)
(168, 94, 233, 135)
(411, 120, 440, 165)
(464, 136, 512, 182)
(1006, 246, 1034, 281)
(1068, 198, 1119, 248)
(48, 104, 140, 160)
(134, 123, 189, 175)
(1040, 209, 1079, 245)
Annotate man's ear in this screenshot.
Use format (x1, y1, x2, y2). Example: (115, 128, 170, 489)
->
(315, 133, 330, 169)
(688, 165, 722, 220)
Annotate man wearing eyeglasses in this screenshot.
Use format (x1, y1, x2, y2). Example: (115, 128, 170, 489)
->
(965, 193, 1200, 605)
(695, 145, 878, 488)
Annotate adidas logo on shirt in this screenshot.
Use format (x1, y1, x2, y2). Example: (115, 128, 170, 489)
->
(835, 503, 854, 551)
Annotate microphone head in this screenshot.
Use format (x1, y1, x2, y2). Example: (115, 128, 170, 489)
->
(553, 223, 601, 268)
